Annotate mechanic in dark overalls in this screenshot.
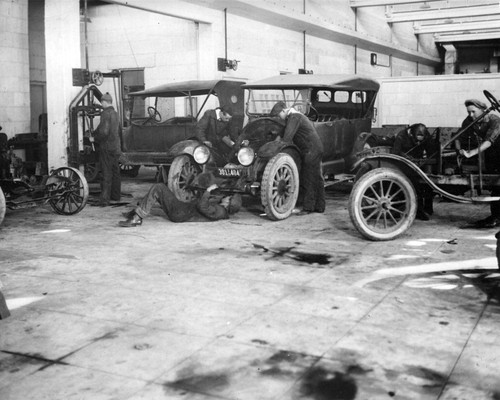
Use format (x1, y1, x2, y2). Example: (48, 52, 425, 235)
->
(270, 101, 325, 216)
(459, 99, 500, 228)
(196, 106, 237, 162)
(392, 123, 438, 221)
(118, 174, 242, 227)
(92, 92, 121, 206)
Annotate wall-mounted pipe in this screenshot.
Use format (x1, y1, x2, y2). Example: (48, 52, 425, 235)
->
(224, 8, 228, 60)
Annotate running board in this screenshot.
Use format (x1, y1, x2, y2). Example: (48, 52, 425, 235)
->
(470, 196, 500, 203)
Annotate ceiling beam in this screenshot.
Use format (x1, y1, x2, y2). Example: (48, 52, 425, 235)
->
(350, 0, 442, 7)
(387, 4, 500, 23)
(178, 0, 440, 66)
(101, 0, 215, 24)
(434, 31, 500, 42)
(415, 20, 500, 34)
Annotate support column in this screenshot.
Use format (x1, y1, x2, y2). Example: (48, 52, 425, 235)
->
(45, 0, 81, 170)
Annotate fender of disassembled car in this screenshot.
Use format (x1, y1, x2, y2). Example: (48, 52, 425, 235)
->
(352, 153, 476, 203)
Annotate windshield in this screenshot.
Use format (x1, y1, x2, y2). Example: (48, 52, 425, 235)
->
(126, 93, 219, 125)
(246, 88, 310, 116)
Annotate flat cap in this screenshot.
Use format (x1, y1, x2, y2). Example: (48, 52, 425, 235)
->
(270, 101, 287, 117)
(464, 99, 486, 110)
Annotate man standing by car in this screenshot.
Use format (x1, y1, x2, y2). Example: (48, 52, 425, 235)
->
(270, 101, 325, 215)
(92, 92, 121, 207)
(459, 99, 500, 228)
(196, 106, 237, 161)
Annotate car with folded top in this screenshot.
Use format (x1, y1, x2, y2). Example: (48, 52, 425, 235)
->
(167, 74, 380, 220)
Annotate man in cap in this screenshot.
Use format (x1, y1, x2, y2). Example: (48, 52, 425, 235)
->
(196, 106, 238, 161)
(458, 98, 500, 228)
(118, 174, 242, 227)
(270, 101, 325, 215)
(92, 92, 121, 206)
(392, 123, 438, 220)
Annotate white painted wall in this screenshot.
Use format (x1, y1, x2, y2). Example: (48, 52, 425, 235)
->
(84, 0, 439, 90)
(0, 0, 30, 136)
(374, 74, 500, 128)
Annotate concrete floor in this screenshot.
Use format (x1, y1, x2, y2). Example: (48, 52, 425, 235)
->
(0, 167, 499, 400)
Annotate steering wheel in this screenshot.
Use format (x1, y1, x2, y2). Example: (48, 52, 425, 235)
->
(147, 106, 162, 122)
(307, 105, 319, 121)
(484, 90, 500, 112)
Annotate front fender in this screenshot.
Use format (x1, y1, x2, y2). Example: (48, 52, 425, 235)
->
(251, 141, 301, 182)
(168, 139, 202, 157)
(353, 154, 473, 203)
(257, 140, 299, 160)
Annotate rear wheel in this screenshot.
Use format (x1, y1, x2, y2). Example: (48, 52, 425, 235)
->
(167, 155, 200, 202)
(349, 167, 417, 241)
(0, 187, 5, 225)
(261, 153, 299, 220)
(46, 167, 89, 215)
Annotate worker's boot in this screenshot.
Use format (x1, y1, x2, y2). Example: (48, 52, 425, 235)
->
(119, 212, 142, 227)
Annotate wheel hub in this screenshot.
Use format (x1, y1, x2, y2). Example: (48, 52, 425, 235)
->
(377, 197, 390, 212)
(277, 180, 288, 196)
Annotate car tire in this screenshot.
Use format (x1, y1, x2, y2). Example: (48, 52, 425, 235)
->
(261, 153, 300, 220)
(0, 187, 5, 226)
(349, 167, 417, 241)
(167, 155, 200, 202)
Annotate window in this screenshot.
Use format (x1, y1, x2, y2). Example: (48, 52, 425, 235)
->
(352, 91, 366, 103)
(334, 91, 349, 103)
(317, 90, 332, 103)
(247, 89, 310, 115)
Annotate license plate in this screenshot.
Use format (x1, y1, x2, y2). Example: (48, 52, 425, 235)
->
(218, 168, 241, 177)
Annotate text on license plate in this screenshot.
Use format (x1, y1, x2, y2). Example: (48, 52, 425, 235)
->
(218, 168, 241, 177)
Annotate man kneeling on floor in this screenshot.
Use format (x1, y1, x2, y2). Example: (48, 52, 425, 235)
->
(119, 176, 242, 227)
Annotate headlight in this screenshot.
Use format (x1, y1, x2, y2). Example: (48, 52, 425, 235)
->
(193, 145, 210, 164)
(237, 147, 255, 166)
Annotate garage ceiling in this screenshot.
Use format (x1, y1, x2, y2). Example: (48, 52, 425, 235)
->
(349, 0, 500, 44)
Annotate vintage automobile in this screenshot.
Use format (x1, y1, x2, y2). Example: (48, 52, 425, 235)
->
(348, 89, 500, 241)
(168, 74, 380, 220)
(119, 79, 245, 179)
